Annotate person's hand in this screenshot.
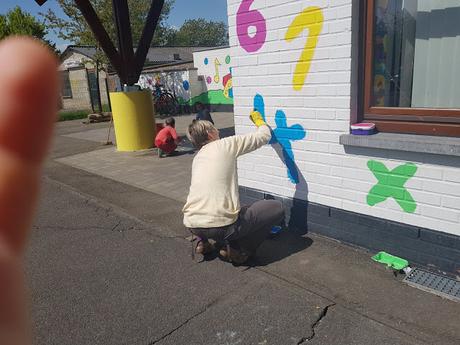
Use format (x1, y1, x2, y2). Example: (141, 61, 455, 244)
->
(0, 37, 58, 345)
(249, 110, 267, 127)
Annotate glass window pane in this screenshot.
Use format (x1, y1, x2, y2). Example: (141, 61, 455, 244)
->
(62, 71, 72, 98)
(371, 0, 460, 109)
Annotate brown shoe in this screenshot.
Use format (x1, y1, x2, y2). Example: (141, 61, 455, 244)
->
(196, 241, 214, 255)
(219, 246, 249, 265)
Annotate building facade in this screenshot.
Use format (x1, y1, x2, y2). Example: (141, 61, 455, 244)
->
(136, 47, 234, 112)
(60, 47, 110, 112)
(62, 46, 210, 112)
(228, 0, 460, 273)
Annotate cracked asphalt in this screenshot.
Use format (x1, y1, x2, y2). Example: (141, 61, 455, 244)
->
(27, 178, 332, 345)
(23, 119, 460, 345)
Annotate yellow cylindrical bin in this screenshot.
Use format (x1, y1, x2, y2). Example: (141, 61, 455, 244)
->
(110, 90, 156, 151)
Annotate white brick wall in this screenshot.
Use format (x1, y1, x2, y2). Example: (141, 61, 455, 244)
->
(228, 0, 460, 236)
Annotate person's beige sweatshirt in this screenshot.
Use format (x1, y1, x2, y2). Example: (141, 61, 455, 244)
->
(183, 125, 271, 228)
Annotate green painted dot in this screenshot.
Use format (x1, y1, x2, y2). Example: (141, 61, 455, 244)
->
(225, 55, 231, 64)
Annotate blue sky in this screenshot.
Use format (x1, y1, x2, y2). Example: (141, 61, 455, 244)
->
(0, 0, 228, 50)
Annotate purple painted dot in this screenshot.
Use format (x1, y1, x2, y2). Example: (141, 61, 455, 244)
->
(206, 76, 212, 84)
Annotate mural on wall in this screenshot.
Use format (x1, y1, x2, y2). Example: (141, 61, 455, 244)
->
(254, 94, 306, 184)
(234, 1, 321, 185)
(138, 72, 192, 105)
(231, 0, 460, 240)
(285, 7, 324, 91)
(237, 0, 267, 53)
(193, 49, 233, 107)
(367, 160, 418, 213)
(237, 1, 323, 90)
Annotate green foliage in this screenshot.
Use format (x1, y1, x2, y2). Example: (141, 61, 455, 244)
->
(168, 19, 228, 46)
(58, 109, 90, 122)
(58, 104, 110, 121)
(42, 1, 227, 51)
(0, 6, 57, 53)
(42, 0, 175, 48)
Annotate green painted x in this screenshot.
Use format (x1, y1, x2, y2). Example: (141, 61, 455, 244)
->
(367, 160, 418, 213)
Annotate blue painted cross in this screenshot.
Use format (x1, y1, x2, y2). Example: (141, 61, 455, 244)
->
(254, 94, 306, 184)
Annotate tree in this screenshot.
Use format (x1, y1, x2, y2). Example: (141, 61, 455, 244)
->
(42, 0, 175, 47)
(0, 6, 57, 53)
(168, 19, 228, 47)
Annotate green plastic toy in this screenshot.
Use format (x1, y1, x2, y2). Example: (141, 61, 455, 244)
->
(372, 251, 409, 270)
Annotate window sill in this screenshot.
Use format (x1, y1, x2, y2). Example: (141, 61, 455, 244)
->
(339, 133, 460, 157)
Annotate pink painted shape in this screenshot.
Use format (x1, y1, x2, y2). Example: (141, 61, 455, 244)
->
(206, 76, 212, 84)
(236, 0, 267, 53)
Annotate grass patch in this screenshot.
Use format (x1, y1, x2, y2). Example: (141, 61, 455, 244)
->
(58, 104, 110, 122)
(58, 109, 90, 122)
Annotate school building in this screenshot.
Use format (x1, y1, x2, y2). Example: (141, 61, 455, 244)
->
(60, 45, 233, 112)
(136, 46, 234, 112)
(228, 0, 460, 273)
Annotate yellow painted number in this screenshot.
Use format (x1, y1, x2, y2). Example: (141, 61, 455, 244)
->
(285, 6, 324, 91)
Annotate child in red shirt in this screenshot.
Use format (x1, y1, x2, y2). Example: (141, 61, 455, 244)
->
(155, 117, 181, 157)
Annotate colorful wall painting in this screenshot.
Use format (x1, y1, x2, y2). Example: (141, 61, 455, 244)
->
(236, 1, 323, 90)
(367, 160, 418, 213)
(138, 71, 192, 105)
(223, 69, 233, 99)
(229, 1, 460, 240)
(135, 48, 233, 109)
(254, 94, 306, 184)
(182, 80, 190, 91)
(285, 6, 324, 91)
(193, 48, 234, 107)
(214, 58, 222, 83)
(237, 0, 267, 53)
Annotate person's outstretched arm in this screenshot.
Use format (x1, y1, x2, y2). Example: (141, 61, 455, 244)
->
(0, 37, 58, 345)
(220, 110, 271, 157)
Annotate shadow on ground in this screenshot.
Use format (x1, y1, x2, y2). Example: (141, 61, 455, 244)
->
(198, 230, 313, 267)
(253, 231, 313, 266)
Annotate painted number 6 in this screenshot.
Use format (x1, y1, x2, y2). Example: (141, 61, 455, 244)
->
(285, 6, 324, 91)
(237, 0, 267, 53)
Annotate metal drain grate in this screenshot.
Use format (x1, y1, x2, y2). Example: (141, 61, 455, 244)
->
(403, 268, 460, 302)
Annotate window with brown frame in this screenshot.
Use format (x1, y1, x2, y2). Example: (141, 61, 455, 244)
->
(363, 0, 460, 137)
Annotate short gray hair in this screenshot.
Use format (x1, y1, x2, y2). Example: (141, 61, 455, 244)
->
(187, 120, 216, 148)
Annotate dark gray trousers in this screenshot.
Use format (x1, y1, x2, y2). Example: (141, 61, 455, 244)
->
(189, 200, 284, 255)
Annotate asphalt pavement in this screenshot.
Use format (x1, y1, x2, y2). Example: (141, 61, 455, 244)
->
(24, 116, 460, 345)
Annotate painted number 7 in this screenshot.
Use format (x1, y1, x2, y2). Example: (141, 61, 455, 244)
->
(285, 7, 324, 91)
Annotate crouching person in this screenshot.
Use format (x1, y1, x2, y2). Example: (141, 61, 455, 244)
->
(155, 117, 181, 157)
(182, 112, 285, 265)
